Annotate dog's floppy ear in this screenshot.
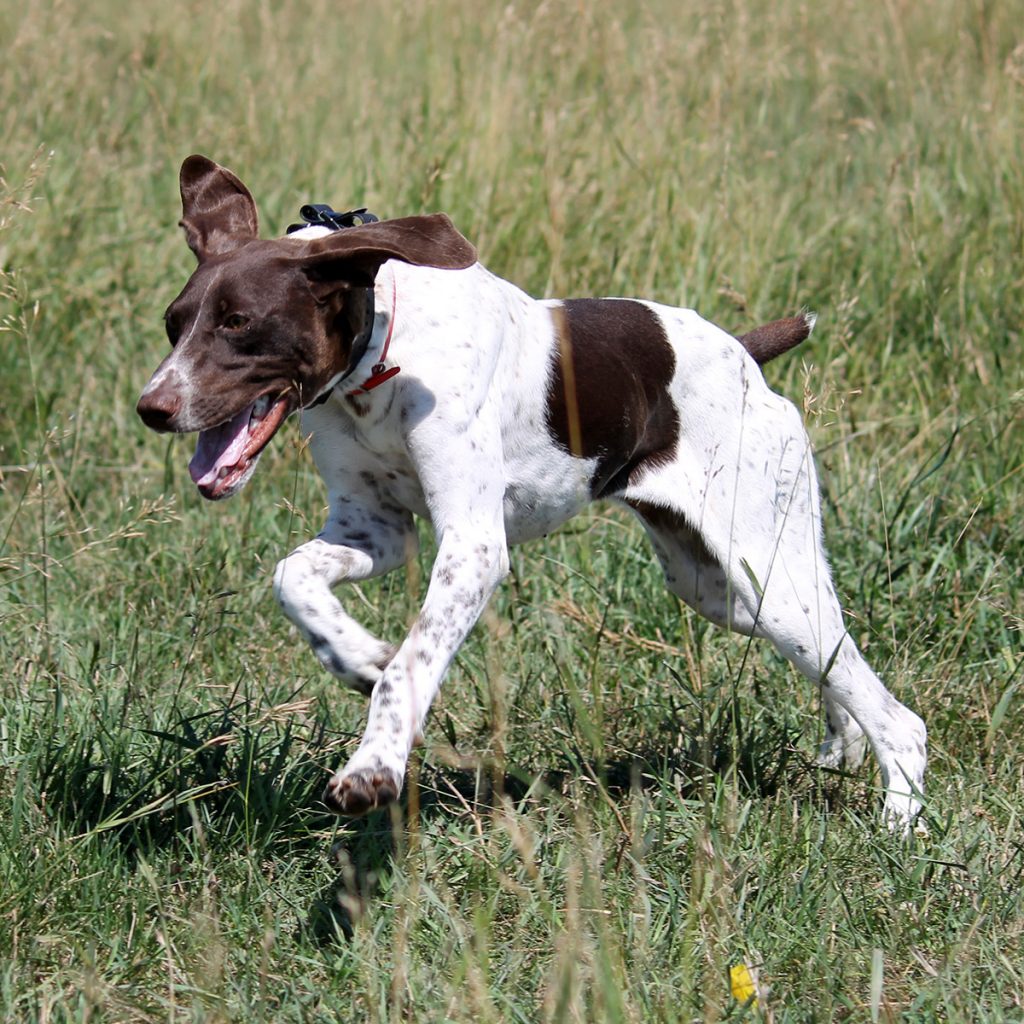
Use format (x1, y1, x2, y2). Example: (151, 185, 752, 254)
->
(179, 155, 259, 261)
(295, 214, 477, 295)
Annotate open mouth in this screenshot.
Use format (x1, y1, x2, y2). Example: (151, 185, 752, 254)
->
(188, 393, 293, 500)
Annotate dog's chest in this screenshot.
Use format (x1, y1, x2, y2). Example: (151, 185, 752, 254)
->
(303, 386, 594, 546)
(302, 402, 427, 509)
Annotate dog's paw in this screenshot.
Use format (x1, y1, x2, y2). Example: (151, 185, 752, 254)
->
(319, 640, 398, 697)
(322, 765, 403, 816)
(353, 641, 398, 695)
(881, 793, 924, 836)
(816, 731, 867, 771)
(373, 641, 398, 670)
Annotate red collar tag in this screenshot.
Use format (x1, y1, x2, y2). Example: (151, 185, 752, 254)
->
(357, 364, 402, 392)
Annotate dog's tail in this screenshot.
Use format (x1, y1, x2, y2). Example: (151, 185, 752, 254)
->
(737, 311, 816, 365)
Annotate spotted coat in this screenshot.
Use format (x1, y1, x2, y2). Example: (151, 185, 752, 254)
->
(138, 156, 926, 827)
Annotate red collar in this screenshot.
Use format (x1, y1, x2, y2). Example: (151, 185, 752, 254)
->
(348, 274, 400, 395)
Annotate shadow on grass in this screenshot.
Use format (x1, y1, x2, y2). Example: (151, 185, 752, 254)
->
(37, 688, 845, 944)
(304, 692, 842, 945)
(303, 812, 398, 944)
(37, 695, 342, 851)
(36, 688, 821, 826)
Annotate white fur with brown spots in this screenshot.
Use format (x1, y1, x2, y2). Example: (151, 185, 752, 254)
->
(138, 156, 926, 827)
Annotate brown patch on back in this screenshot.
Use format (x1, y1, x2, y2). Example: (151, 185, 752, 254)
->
(546, 299, 679, 498)
(736, 313, 813, 364)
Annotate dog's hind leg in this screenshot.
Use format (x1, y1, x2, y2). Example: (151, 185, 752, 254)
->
(630, 495, 924, 827)
(731, 545, 925, 830)
(628, 500, 867, 771)
(624, 394, 924, 827)
(273, 503, 417, 696)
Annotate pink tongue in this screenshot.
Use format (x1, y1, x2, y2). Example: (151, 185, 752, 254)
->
(189, 403, 255, 485)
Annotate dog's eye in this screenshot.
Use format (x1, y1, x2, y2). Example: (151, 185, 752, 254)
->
(223, 313, 250, 331)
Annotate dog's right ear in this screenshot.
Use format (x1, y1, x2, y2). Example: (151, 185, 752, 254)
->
(179, 155, 259, 261)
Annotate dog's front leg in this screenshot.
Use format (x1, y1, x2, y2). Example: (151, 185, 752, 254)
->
(322, 407, 511, 815)
(273, 504, 416, 695)
(322, 521, 509, 815)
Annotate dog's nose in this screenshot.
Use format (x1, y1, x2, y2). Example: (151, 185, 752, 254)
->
(137, 386, 181, 432)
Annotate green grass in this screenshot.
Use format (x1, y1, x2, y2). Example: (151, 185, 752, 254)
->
(2, 0, 1023, 1019)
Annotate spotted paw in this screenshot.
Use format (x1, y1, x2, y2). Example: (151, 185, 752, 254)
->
(345, 642, 399, 696)
(816, 731, 867, 771)
(313, 641, 393, 697)
(373, 641, 398, 671)
(322, 766, 402, 816)
(882, 792, 923, 836)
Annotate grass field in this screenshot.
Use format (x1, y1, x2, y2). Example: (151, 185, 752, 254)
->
(2, 0, 1024, 1019)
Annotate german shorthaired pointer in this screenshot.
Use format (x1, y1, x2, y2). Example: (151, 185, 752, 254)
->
(137, 156, 926, 828)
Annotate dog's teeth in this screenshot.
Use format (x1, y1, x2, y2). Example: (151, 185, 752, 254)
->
(218, 467, 231, 480)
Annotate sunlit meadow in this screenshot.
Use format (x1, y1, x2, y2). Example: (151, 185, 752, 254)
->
(2, 0, 1023, 1019)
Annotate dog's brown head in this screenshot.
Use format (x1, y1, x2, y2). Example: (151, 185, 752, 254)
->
(137, 155, 477, 500)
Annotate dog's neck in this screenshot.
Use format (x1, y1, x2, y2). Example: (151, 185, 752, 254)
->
(346, 272, 400, 396)
(308, 267, 400, 406)
(287, 204, 398, 405)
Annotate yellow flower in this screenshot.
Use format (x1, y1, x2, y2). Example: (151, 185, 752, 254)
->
(730, 963, 758, 1004)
